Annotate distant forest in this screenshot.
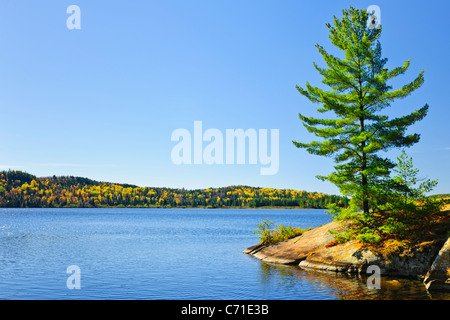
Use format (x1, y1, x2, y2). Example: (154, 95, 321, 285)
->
(0, 170, 350, 209)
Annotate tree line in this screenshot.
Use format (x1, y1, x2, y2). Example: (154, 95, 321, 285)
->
(0, 170, 349, 209)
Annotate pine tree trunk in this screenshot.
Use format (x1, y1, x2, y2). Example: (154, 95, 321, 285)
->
(362, 172, 369, 214)
(360, 117, 369, 215)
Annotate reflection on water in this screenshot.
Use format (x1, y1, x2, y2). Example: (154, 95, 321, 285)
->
(257, 262, 450, 300)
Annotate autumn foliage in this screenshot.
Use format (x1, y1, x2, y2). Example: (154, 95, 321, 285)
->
(0, 170, 349, 209)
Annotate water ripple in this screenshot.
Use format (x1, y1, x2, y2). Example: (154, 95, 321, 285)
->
(0, 208, 448, 300)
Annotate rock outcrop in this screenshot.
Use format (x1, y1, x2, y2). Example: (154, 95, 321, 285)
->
(243, 221, 346, 265)
(299, 237, 442, 278)
(423, 237, 450, 291)
(244, 218, 450, 291)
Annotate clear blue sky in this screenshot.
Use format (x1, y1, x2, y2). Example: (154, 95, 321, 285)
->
(0, 0, 449, 195)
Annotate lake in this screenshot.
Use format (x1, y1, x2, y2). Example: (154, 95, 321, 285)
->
(0, 208, 448, 300)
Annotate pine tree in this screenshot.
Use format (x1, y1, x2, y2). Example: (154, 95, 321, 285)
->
(293, 7, 428, 226)
(392, 151, 437, 204)
(374, 151, 447, 240)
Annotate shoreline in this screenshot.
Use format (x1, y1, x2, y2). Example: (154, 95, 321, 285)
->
(244, 217, 450, 292)
(0, 206, 330, 210)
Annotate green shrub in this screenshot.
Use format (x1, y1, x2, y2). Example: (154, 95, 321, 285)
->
(254, 219, 309, 245)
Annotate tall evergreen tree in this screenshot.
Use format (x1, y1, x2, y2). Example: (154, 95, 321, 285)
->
(293, 7, 428, 219)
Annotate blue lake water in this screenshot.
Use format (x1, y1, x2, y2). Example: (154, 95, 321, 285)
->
(0, 208, 448, 300)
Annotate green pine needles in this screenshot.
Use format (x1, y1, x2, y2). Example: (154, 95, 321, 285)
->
(293, 6, 447, 243)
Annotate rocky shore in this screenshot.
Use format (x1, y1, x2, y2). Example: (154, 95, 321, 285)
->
(243, 215, 450, 292)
